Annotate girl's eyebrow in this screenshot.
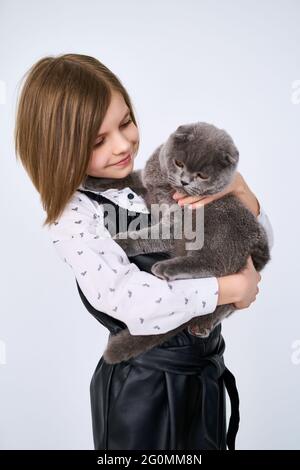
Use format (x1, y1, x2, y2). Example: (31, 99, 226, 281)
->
(96, 108, 130, 138)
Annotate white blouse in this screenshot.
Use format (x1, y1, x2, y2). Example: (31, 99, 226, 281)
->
(46, 184, 274, 336)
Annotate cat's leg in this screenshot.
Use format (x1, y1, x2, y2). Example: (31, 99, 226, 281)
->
(113, 201, 184, 256)
(113, 234, 175, 257)
(113, 215, 176, 256)
(189, 305, 235, 338)
(151, 252, 226, 281)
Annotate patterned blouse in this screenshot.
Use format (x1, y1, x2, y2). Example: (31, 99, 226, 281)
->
(46, 184, 274, 335)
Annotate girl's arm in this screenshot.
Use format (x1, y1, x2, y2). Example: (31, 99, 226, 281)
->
(230, 174, 274, 250)
(47, 191, 220, 336)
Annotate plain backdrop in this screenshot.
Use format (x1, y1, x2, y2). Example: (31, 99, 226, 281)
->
(0, 0, 299, 450)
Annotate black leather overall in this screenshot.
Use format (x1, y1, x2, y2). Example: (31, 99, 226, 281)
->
(76, 189, 240, 450)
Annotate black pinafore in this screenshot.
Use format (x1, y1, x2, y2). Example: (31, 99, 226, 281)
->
(76, 189, 240, 450)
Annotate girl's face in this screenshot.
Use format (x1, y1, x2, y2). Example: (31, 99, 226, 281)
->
(86, 91, 139, 179)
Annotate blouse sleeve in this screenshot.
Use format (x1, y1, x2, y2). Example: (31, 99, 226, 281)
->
(256, 204, 274, 250)
(46, 191, 219, 336)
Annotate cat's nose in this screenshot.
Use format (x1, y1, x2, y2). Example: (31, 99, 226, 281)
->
(181, 180, 189, 186)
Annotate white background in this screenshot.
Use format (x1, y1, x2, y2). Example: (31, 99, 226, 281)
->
(0, 0, 299, 450)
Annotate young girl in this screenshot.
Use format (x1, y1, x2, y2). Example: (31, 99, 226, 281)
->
(14, 53, 273, 450)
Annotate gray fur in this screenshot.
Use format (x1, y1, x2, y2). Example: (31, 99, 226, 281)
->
(84, 122, 271, 364)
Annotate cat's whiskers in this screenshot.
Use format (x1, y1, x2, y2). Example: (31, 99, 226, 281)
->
(189, 187, 202, 196)
(168, 176, 178, 185)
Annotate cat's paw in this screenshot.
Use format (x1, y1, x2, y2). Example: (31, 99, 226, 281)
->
(151, 261, 179, 281)
(112, 231, 128, 240)
(188, 324, 212, 338)
(128, 230, 143, 240)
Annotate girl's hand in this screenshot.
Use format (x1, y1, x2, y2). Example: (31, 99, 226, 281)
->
(216, 256, 261, 308)
(172, 171, 260, 217)
(233, 256, 261, 309)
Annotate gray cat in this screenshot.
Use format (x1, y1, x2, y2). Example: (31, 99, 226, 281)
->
(84, 122, 271, 364)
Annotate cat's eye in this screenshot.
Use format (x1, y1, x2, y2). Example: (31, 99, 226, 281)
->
(196, 172, 209, 180)
(174, 159, 184, 168)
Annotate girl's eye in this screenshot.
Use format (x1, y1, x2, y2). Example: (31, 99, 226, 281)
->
(94, 118, 133, 148)
(121, 118, 132, 128)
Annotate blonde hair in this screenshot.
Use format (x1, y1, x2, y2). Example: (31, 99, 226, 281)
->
(14, 53, 139, 227)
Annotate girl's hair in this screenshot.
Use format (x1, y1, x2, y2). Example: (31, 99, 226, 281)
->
(14, 53, 140, 227)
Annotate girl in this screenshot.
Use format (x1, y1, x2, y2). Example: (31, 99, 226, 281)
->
(14, 53, 273, 450)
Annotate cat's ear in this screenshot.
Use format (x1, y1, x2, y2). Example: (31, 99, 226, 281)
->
(224, 149, 239, 165)
(174, 126, 194, 142)
(174, 133, 187, 141)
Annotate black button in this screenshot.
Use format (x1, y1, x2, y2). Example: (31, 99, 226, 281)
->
(127, 193, 134, 199)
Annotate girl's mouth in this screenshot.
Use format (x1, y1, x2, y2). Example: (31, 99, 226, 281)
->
(113, 153, 132, 166)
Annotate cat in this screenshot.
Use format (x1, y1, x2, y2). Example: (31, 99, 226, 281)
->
(83, 122, 271, 363)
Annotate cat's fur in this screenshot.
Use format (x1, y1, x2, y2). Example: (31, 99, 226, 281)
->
(83, 122, 271, 364)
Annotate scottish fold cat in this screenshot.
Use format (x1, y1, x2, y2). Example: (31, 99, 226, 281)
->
(84, 122, 271, 363)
